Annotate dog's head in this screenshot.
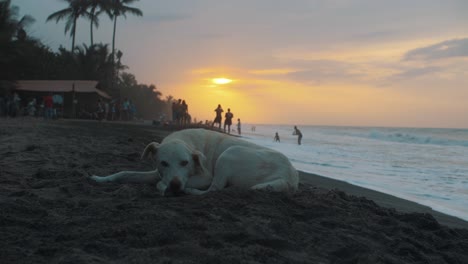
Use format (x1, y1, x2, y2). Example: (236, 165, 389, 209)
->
(142, 140, 206, 195)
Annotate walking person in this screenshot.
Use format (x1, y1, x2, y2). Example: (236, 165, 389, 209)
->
(237, 118, 241, 135)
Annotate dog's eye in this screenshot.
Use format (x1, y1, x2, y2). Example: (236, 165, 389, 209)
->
(180, 160, 189, 167)
(160, 161, 169, 167)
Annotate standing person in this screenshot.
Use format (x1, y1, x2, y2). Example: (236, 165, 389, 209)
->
(11, 92, 21, 117)
(176, 99, 182, 124)
(293, 126, 303, 145)
(52, 93, 63, 119)
(224, 108, 234, 133)
(111, 100, 116, 121)
(43, 93, 53, 119)
(96, 99, 104, 121)
(181, 100, 188, 125)
(212, 104, 223, 129)
(237, 118, 241, 135)
(122, 98, 129, 121)
(27, 98, 37, 116)
(274, 132, 280, 142)
(130, 100, 136, 120)
(104, 100, 109, 120)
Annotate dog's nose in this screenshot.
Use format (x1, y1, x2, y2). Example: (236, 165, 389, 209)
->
(169, 177, 182, 192)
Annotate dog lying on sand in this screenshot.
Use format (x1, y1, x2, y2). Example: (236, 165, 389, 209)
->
(91, 128, 298, 196)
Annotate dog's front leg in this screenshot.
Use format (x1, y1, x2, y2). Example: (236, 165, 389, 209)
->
(90, 169, 161, 184)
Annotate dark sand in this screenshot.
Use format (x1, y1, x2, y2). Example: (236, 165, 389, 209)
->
(1, 119, 467, 263)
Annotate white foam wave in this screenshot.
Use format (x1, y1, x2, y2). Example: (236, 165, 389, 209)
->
(240, 125, 468, 221)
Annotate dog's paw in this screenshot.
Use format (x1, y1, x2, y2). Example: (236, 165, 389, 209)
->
(89, 175, 106, 183)
(184, 188, 205, 195)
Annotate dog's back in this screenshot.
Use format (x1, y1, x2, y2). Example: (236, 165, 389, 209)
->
(164, 129, 298, 191)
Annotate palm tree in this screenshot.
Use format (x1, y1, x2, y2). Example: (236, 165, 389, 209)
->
(46, 0, 89, 53)
(107, 0, 142, 65)
(0, 0, 36, 84)
(0, 0, 35, 42)
(84, 0, 111, 46)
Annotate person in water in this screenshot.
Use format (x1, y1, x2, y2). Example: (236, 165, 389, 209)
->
(274, 132, 280, 142)
(293, 126, 302, 145)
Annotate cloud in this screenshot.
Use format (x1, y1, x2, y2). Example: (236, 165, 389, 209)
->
(385, 66, 441, 83)
(278, 59, 365, 85)
(404, 38, 468, 61)
(349, 30, 397, 42)
(142, 13, 191, 23)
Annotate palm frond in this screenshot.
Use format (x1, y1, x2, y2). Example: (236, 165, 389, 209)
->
(46, 8, 73, 23)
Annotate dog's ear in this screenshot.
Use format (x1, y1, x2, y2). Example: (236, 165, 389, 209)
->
(141, 142, 160, 160)
(192, 150, 206, 165)
(192, 150, 207, 174)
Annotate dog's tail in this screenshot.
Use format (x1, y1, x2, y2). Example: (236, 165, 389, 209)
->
(141, 142, 160, 160)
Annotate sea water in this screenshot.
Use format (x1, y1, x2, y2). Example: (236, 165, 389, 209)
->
(240, 125, 468, 221)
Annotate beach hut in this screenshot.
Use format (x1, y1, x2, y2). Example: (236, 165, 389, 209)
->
(15, 80, 111, 118)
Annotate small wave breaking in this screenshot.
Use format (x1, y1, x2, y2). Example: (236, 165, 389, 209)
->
(367, 130, 468, 147)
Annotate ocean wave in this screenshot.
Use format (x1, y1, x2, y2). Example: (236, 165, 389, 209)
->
(367, 130, 468, 147)
(289, 159, 349, 169)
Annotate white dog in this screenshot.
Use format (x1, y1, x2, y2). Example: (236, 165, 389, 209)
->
(90, 128, 298, 196)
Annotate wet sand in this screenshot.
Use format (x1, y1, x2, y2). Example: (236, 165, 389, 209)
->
(1, 119, 467, 263)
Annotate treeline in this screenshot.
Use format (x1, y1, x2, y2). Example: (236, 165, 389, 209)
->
(0, 0, 172, 119)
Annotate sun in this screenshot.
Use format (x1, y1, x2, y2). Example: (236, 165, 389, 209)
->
(212, 78, 232, 85)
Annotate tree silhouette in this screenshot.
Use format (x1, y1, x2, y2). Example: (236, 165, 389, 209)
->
(0, 0, 36, 90)
(106, 0, 142, 72)
(84, 0, 111, 46)
(46, 0, 90, 53)
(1, 0, 35, 42)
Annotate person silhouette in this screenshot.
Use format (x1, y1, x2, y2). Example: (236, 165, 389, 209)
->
(274, 132, 280, 142)
(293, 126, 303, 145)
(212, 104, 223, 129)
(224, 108, 234, 133)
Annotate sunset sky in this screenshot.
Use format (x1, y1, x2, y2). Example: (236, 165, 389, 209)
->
(15, 0, 468, 128)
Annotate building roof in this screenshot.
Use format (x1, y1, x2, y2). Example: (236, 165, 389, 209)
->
(16, 80, 111, 99)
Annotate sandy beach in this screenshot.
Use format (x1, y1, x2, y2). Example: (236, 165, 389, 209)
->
(1, 119, 467, 263)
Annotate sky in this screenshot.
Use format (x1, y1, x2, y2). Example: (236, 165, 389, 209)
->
(13, 0, 468, 128)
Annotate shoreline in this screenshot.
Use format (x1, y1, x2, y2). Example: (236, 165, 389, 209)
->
(299, 171, 468, 229)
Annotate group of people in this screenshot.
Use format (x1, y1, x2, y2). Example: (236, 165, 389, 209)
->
(273, 126, 303, 145)
(0, 92, 21, 118)
(212, 104, 241, 135)
(171, 99, 191, 125)
(92, 98, 137, 121)
(0, 92, 64, 119)
(209, 103, 302, 144)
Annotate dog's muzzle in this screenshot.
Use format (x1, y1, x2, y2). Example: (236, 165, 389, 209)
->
(169, 177, 182, 192)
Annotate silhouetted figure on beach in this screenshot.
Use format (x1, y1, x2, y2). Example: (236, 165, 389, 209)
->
(293, 126, 303, 145)
(212, 104, 223, 129)
(181, 100, 189, 125)
(274, 132, 280, 142)
(237, 118, 241, 135)
(224, 108, 234, 133)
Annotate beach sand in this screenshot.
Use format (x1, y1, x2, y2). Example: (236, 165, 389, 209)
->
(1, 119, 467, 263)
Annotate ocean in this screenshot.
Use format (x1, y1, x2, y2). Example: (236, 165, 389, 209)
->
(240, 124, 468, 222)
